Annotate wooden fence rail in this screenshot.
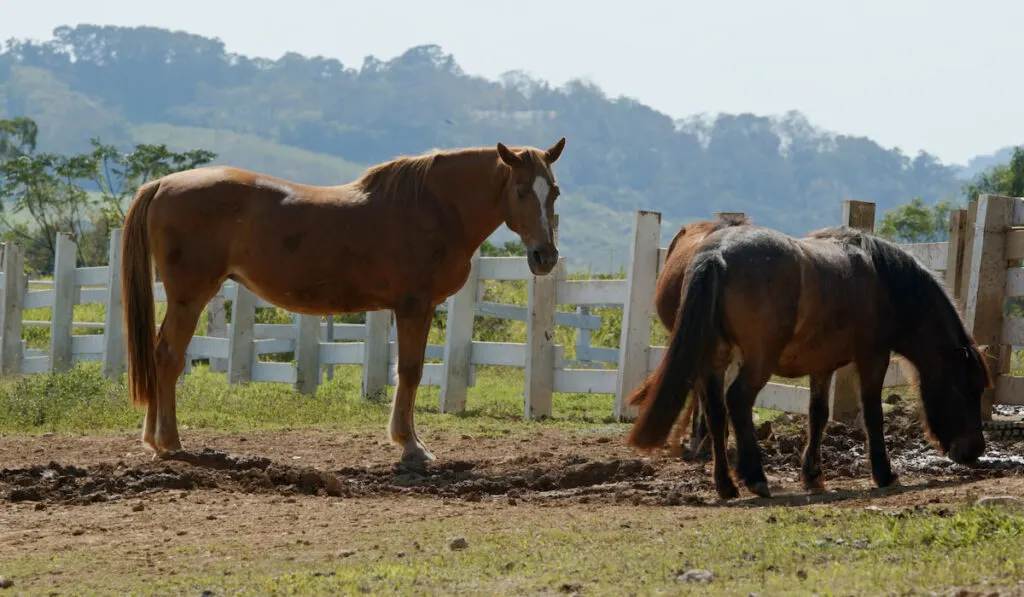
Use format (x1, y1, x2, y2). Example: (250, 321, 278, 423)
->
(0, 198, 1019, 422)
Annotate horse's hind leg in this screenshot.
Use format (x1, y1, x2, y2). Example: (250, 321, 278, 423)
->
(801, 372, 834, 491)
(701, 370, 738, 500)
(725, 364, 772, 498)
(151, 297, 208, 455)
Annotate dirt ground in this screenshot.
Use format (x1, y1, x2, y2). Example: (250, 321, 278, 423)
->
(2, 403, 1024, 595)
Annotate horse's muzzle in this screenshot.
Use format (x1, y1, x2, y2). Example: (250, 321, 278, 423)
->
(948, 434, 986, 465)
(527, 245, 559, 275)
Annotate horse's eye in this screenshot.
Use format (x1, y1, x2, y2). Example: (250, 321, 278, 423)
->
(516, 185, 527, 198)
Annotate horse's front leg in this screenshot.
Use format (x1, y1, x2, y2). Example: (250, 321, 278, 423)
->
(801, 371, 835, 490)
(856, 353, 897, 487)
(387, 305, 435, 463)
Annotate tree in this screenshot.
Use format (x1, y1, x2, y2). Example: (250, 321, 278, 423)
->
(87, 138, 216, 225)
(877, 197, 952, 243)
(963, 146, 1024, 202)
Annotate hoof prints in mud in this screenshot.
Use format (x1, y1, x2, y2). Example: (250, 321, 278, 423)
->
(1, 450, 658, 506)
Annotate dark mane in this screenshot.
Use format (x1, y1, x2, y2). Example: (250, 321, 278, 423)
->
(809, 226, 968, 346)
(666, 213, 753, 257)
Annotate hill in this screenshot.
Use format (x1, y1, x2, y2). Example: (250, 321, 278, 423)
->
(0, 24, 991, 270)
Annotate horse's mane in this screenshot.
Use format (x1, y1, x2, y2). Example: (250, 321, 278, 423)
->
(354, 145, 552, 205)
(809, 226, 968, 345)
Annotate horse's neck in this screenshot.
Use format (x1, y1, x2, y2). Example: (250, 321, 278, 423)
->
(431, 153, 508, 250)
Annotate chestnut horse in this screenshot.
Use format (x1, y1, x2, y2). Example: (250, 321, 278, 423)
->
(626, 223, 991, 500)
(122, 138, 567, 463)
(633, 214, 753, 457)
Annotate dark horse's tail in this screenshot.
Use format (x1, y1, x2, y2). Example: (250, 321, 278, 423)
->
(122, 179, 161, 408)
(626, 251, 725, 450)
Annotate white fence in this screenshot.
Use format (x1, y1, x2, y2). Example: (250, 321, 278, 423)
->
(0, 199, 1017, 424)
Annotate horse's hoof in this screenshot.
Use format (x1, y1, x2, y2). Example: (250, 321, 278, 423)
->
(747, 481, 772, 498)
(873, 472, 900, 489)
(715, 480, 740, 501)
(801, 475, 825, 492)
(401, 444, 436, 464)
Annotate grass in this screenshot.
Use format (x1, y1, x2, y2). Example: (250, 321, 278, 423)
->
(3, 499, 1023, 596)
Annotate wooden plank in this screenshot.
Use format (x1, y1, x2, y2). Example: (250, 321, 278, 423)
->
(477, 257, 532, 280)
(74, 266, 109, 287)
(23, 290, 53, 310)
(101, 228, 125, 378)
(440, 250, 479, 413)
(71, 334, 104, 354)
(251, 361, 297, 384)
(1006, 268, 1024, 298)
(554, 369, 617, 394)
(186, 336, 230, 360)
(49, 233, 77, 373)
(1005, 229, 1024, 261)
(471, 341, 527, 367)
(20, 355, 50, 374)
(74, 288, 107, 305)
(1001, 316, 1024, 346)
(253, 338, 294, 355)
(1, 243, 26, 375)
(994, 375, 1024, 405)
(615, 210, 662, 421)
(524, 254, 562, 420)
(294, 314, 321, 394)
(1014, 201, 1024, 226)
(555, 280, 627, 305)
(958, 201, 979, 303)
(754, 383, 810, 415)
(319, 341, 365, 365)
(899, 242, 948, 271)
(387, 362, 451, 387)
(227, 283, 257, 383)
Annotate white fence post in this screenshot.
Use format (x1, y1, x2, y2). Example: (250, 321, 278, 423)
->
(1, 243, 25, 374)
(49, 233, 77, 373)
(102, 228, 125, 378)
(362, 310, 390, 399)
(614, 210, 661, 421)
(294, 314, 321, 394)
(227, 283, 257, 383)
(439, 249, 480, 413)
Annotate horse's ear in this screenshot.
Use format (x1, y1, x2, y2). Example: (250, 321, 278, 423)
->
(970, 344, 995, 389)
(545, 137, 566, 163)
(497, 142, 523, 168)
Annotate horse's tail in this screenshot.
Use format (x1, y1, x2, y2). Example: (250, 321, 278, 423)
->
(122, 180, 160, 408)
(627, 251, 725, 450)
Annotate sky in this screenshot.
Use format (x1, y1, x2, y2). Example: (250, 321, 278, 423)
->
(1, 0, 1021, 166)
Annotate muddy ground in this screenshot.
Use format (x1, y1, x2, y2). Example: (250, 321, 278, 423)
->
(3, 400, 1023, 509)
(1, 401, 1024, 595)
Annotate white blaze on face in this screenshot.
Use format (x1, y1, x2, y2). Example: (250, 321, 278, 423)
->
(532, 176, 551, 242)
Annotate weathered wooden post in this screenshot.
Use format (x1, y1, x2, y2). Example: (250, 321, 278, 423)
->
(944, 208, 968, 312)
(614, 210, 661, 421)
(439, 248, 480, 413)
(524, 215, 560, 420)
(226, 283, 257, 383)
(49, 233, 77, 373)
(362, 310, 391, 399)
(294, 314, 321, 394)
(0, 243, 26, 375)
(102, 228, 125, 378)
(963, 194, 1014, 420)
(206, 293, 228, 373)
(830, 200, 876, 425)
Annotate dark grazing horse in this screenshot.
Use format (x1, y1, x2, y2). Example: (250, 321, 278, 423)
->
(626, 223, 991, 500)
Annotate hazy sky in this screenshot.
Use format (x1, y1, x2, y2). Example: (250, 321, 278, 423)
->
(2, 0, 1021, 165)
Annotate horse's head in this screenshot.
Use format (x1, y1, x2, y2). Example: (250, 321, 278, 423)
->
(920, 342, 991, 466)
(496, 137, 566, 275)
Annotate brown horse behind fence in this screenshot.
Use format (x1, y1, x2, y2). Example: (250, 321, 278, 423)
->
(122, 138, 567, 463)
(626, 222, 991, 500)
